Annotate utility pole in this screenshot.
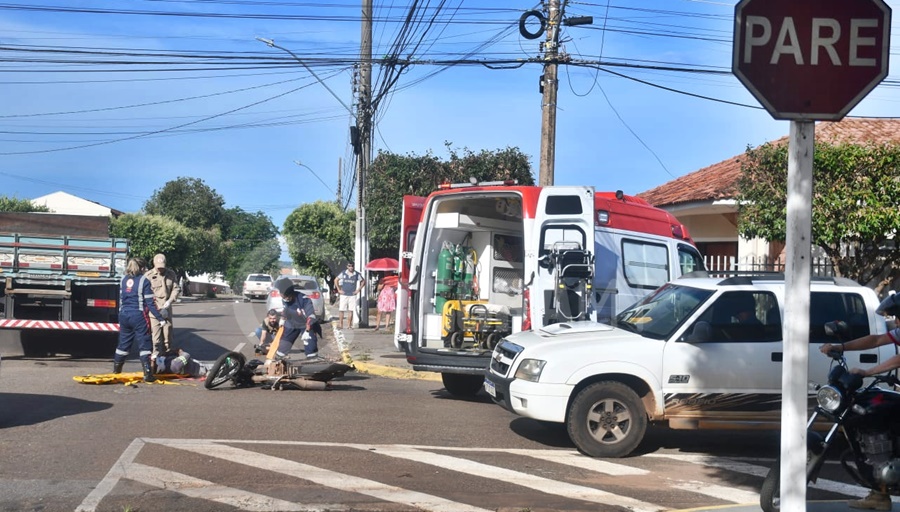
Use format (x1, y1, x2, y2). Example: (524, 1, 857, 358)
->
(538, 0, 562, 187)
(337, 157, 342, 205)
(355, 0, 373, 327)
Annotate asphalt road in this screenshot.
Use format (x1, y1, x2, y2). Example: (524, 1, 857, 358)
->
(0, 298, 872, 512)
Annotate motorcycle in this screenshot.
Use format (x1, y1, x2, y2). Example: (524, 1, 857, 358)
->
(760, 320, 900, 512)
(204, 352, 353, 391)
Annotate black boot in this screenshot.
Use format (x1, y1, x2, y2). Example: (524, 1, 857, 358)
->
(142, 361, 156, 382)
(113, 361, 124, 374)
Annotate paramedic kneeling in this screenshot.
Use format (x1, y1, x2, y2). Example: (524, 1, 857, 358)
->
(271, 279, 320, 362)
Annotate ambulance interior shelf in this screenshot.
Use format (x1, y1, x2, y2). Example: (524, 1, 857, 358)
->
(425, 227, 523, 349)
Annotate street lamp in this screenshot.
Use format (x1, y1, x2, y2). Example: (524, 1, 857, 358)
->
(257, 35, 370, 327)
(294, 161, 337, 200)
(255, 37, 355, 120)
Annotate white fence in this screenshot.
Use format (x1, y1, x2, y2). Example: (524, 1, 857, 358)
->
(703, 255, 835, 277)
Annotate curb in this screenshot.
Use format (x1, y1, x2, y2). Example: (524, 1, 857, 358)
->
(329, 313, 441, 382)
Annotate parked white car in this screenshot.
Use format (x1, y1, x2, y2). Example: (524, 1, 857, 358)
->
(485, 274, 890, 458)
(242, 273, 273, 302)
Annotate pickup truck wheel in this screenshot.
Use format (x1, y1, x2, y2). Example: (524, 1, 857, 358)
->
(567, 381, 647, 458)
(441, 373, 483, 397)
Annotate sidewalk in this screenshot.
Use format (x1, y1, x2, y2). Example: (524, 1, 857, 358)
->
(327, 308, 441, 382)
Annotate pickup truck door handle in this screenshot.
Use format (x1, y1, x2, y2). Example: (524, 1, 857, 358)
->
(770, 352, 876, 363)
(860, 353, 878, 364)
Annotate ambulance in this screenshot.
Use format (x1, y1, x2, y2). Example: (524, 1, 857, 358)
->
(395, 181, 705, 396)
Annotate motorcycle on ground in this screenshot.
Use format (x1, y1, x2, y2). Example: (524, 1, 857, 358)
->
(204, 352, 353, 391)
(760, 321, 900, 512)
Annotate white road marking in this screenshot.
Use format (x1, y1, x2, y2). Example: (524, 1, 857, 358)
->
(502, 448, 649, 475)
(669, 480, 760, 504)
(647, 453, 874, 499)
(125, 462, 315, 511)
(152, 439, 491, 512)
(359, 445, 664, 512)
(76, 438, 145, 512)
(77, 439, 873, 512)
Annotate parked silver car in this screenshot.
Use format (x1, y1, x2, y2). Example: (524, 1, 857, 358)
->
(267, 275, 326, 320)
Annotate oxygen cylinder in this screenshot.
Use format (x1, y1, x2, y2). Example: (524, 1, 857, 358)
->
(435, 241, 456, 313)
(462, 248, 476, 299)
(451, 245, 468, 299)
(453, 244, 466, 281)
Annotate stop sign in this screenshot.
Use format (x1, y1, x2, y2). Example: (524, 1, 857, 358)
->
(733, 0, 891, 120)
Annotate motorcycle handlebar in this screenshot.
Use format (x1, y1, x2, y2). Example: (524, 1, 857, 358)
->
(826, 349, 844, 360)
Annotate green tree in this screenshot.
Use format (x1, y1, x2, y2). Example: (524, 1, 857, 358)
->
(111, 213, 192, 268)
(143, 177, 226, 230)
(282, 201, 354, 280)
(111, 213, 227, 278)
(0, 196, 49, 212)
(736, 141, 900, 292)
(222, 207, 280, 287)
(364, 145, 534, 258)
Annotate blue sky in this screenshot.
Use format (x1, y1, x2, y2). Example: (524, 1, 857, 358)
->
(1, 0, 898, 234)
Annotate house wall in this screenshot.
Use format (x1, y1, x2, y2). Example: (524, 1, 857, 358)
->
(679, 211, 773, 263)
(680, 213, 736, 242)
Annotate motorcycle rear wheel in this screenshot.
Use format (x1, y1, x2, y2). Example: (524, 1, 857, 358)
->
(204, 352, 246, 389)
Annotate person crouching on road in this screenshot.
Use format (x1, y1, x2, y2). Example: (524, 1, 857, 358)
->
(270, 279, 321, 362)
(254, 308, 281, 354)
(113, 258, 167, 382)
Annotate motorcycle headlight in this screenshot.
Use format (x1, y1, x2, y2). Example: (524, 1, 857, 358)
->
(816, 385, 844, 412)
(514, 359, 546, 382)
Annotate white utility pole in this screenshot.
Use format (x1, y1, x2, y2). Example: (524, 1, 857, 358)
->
(780, 120, 814, 512)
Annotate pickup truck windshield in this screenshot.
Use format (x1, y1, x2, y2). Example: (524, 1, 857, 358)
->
(615, 283, 713, 340)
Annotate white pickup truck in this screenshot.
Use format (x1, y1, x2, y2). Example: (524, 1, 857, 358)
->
(485, 275, 892, 458)
(242, 273, 273, 302)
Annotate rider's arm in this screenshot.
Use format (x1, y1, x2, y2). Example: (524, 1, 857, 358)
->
(853, 352, 900, 377)
(821, 332, 895, 354)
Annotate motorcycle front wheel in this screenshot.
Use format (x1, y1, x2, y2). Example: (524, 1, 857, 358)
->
(760, 457, 780, 512)
(204, 352, 246, 389)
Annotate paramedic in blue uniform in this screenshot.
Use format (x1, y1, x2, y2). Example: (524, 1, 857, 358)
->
(113, 257, 167, 382)
(271, 278, 320, 362)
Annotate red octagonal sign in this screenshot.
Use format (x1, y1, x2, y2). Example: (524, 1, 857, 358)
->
(733, 0, 891, 120)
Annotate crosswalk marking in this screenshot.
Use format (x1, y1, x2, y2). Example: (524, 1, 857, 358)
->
(126, 462, 313, 511)
(152, 439, 491, 512)
(503, 448, 650, 475)
(648, 453, 874, 500)
(362, 445, 664, 512)
(669, 480, 761, 504)
(78, 438, 857, 512)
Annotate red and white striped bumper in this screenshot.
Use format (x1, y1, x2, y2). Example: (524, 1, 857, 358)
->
(0, 319, 119, 331)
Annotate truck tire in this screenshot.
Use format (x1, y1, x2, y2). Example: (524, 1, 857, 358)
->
(441, 373, 484, 397)
(567, 381, 647, 458)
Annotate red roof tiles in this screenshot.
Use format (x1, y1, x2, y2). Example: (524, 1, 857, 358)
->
(638, 118, 900, 207)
